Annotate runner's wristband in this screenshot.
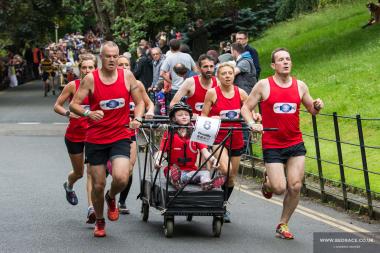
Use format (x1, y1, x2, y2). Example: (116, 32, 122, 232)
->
(83, 109, 91, 117)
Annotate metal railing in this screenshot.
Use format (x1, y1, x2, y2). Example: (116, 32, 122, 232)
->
(246, 111, 380, 218)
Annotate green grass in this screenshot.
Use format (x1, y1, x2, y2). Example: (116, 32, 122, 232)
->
(251, 0, 380, 195)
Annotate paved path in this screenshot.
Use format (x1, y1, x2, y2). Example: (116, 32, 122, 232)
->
(0, 81, 378, 253)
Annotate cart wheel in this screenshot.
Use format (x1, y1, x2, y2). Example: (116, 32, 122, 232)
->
(164, 219, 174, 238)
(186, 215, 193, 222)
(212, 217, 222, 237)
(141, 202, 149, 222)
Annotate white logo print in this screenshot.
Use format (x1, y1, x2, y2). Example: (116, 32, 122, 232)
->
(99, 98, 125, 110)
(194, 102, 204, 112)
(273, 103, 297, 114)
(220, 109, 240, 119)
(129, 102, 135, 112)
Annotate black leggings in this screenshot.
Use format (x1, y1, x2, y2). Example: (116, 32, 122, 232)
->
(119, 175, 133, 204)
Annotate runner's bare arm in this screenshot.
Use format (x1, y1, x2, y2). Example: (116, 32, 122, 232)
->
(241, 81, 264, 128)
(299, 81, 324, 115)
(169, 78, 193, 108)
(128, 71, 144, 128)
(70, 75, 91, 115)
(54, 81, 79, 118)
(137, 81, 154, 119)
(201, 89, 216, 117)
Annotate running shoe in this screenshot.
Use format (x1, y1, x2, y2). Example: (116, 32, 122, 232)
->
(63, 182, 78, 205)
(94, 218, 106, 237)
(261, 171, 273, 199)
(201, 176, 226, 191)
(86, 206, 96, 224)
(224, 210, 231, 223)
(105, 190, 119, 221)
(211, 176, 226, 189)
(276, 223, 294, 240)
(169, 166, 182, 190)
(118, 202, 130, 215)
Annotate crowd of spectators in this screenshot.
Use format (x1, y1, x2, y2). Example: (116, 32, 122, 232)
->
(0, 30, 103, 90)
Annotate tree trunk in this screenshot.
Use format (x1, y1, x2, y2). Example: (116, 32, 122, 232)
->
(91, 0, 113, 40)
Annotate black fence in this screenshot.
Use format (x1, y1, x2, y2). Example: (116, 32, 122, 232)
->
(303, 111, 380, 218)
(246, 111, 380, 219)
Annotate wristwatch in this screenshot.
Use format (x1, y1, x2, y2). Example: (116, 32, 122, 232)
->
(65, 110, 70, 117)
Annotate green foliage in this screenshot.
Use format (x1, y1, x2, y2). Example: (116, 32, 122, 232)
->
(205, 1, 279, 44)
(0, 0, 97, 47)
(112, 17, 147, 51)
(276, 0, 319, 21)
(110, 0, 187, 50)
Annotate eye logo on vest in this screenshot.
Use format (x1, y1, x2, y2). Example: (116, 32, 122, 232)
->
(99, 98, 125, 110)
(273, 103, 296, 114)
(220, 109, 240, 119)
(194, 102, 204, 112)
(129, 102, 135, 112)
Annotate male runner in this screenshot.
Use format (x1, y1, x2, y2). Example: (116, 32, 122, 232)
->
(241, 48, 324, 239)
(70, 41, 145, 237)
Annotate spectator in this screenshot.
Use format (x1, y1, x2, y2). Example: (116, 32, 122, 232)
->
(158, 39, 169, 55)
(206, 50, 219, 65)
(154, 80, 166, 115)
(133, 47, 153, 90)
(219, 41, 231, 54)
(187, 19, 209, 61)
(8, 56, 18, 88)
(32, 46, 43, 79)
(173, 63, 198, 79)
(180, 43, 191, 54)
(24, 44, 34, 80)
(231, 42, 257, 154)
(236, 31, 261, 78)
(231, 42, 256, 94)
(150, 47, 165, 89)
(160, 39, 197, 103)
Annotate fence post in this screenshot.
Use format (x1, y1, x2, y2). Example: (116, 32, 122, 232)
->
(312, 114, 326, 202)
(333, 112, 348, 210)
(356, 114, 373, 218)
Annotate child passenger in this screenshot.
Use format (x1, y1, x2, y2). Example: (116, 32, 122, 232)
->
(155, 102, 225, 190)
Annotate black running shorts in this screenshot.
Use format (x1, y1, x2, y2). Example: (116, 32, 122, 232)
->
(263, 142, 306, 164)
(64, 137, 85, 155)
(85, 138, 131, 165)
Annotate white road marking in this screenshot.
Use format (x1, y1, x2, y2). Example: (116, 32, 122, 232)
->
(238, 184, 370, 233)
(52, 122, 68, 125)
(17, 122, 41, 125)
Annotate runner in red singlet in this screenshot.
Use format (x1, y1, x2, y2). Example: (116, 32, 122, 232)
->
(116, 55, 154, 214)
(241, 48, 324, 239)
(202, 62, 262, 223)
(69, 41, 145, 237)
(170, 54, 219, 116)
(53, 53, 97, 224)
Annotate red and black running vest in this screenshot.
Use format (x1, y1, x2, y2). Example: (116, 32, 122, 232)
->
(86, 69, 130, 144)
(261, 76, 303, 149)
(186, 75, 217, 113)
(65, 79, 89, 142)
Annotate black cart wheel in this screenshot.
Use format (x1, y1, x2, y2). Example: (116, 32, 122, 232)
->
(164, 218, 174, 238)
(212, 217, 222, 237)
(141, 202, 149, 222)
(186, 215, 193, 222)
